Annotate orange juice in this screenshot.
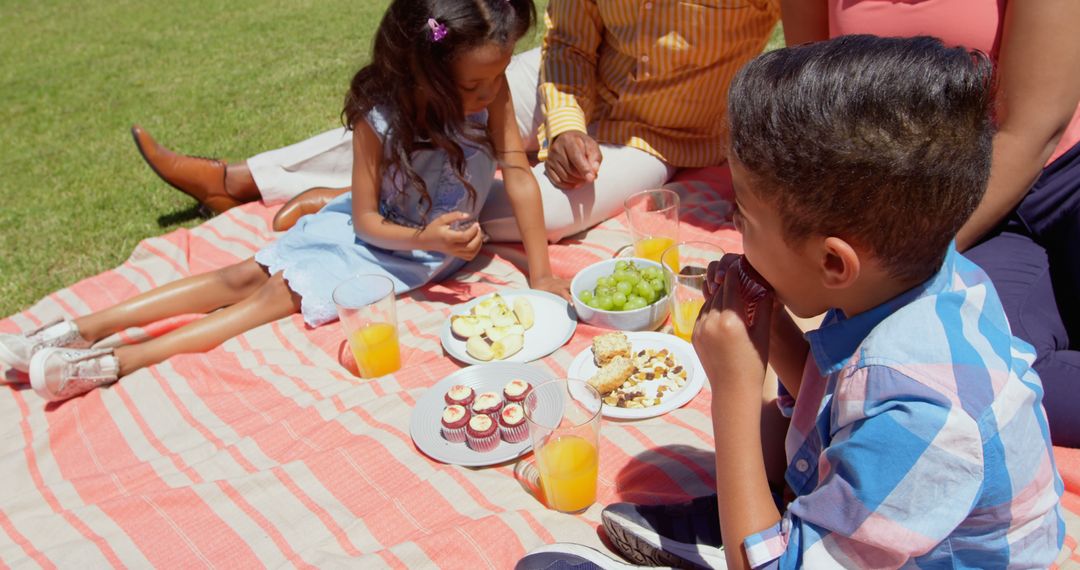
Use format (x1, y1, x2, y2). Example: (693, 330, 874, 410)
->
(349, 322, 401, 378)
(537, 434, 599, 513)
(672, 298, 705, 341)
(634, 236, 677, 269)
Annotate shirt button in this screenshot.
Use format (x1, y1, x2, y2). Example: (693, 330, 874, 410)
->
(641, 55, 649, 63)
(795, 459, 810, 472)
(644, 1, 653, 8)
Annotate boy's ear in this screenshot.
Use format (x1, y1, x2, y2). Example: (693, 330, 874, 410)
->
(820, 236, 860, 289)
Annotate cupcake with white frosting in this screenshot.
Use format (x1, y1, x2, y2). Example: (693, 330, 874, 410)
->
(444, 384, 475, 407)
(471, 391, 504, 420)
(502, 379, 533, 404)
(466, 414, 499, 452)
(499, 403, 528, 443)
(440, 405, 469, 443)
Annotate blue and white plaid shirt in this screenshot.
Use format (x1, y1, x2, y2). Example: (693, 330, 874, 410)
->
(745, 245, 1064, 568)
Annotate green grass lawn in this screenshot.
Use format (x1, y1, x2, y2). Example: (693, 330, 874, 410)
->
(0, 0, 778, 318)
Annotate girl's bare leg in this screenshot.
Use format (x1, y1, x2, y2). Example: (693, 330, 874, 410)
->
(114, 272, 301, 375)
(74, 258, 270, 343)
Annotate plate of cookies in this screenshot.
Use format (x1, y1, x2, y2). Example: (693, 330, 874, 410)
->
(440, 289, 577, 365)
(567, 331, 706, 420)
(409, 362, 555, 467)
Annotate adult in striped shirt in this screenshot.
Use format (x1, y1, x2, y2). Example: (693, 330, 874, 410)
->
(130, 0, 779, 241)
(595, 36, 1063, 569)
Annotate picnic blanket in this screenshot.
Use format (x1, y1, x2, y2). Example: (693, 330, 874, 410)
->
(1, 167, 1077, 568)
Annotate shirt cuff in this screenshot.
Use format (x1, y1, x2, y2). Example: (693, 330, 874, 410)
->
(543, 106, 588, 142)
(744, 521, 787, 569)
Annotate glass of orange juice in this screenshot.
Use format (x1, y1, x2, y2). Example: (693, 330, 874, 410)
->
(662, 242, 726, 342)
(522, 379, 602, 514)
(332, 275, 402, 379)
(624, 189, 680, 269)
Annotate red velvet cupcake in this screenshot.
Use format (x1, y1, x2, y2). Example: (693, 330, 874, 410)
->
(466, 414, 499, 452)
(499, 403, 528, 443)
(502, 379, 532, 404)
(471, 391, 504, 420)
(444, 384, 475, 407)
(440, 405, 469, 443)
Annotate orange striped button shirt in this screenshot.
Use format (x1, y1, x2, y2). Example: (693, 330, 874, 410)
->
(538, 0, 779, 168)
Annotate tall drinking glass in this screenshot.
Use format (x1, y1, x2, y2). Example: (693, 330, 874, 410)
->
(333, 275, 401, 379)
(624, 189, 680, 268)
(663, 242, 726, 342)
(523, 379, 602, 514)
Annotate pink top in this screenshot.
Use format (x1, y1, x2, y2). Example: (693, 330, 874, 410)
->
(829, 0, 1080, 166)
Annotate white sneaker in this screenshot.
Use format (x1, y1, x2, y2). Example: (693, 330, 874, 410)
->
(0, 320, 90, 373)
(515, 543, 665, 570)
(29, 347, 120, 402)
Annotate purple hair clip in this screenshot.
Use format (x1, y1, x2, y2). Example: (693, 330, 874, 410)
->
(427, 18, 448, 42)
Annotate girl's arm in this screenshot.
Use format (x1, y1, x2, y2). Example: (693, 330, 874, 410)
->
(957, 0, 1080, 250)
(487, 76, 572, 299)
(349, 120, 484, 259)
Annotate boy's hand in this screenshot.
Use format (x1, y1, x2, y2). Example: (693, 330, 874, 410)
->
(693, 254, 775, 394)
(544, 131, 603, 190)
(423, 212, 486, 260)
(529, 274, 572, 301)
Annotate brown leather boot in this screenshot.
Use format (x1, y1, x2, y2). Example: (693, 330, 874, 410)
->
(131, 125, 243, 214)
(272, 187, 349, 231)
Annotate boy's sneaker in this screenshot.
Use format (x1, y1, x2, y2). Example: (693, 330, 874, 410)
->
(516, 543, 667, 570)
(29, 347, 120, 402)
(601, 495, 725, 569)
(0, 320, 89, 373)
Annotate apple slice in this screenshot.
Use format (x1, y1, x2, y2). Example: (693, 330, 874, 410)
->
(513, 297, 534, 330)
(466, 336, 495, 361)
(489, 303, 518, 327)
(451, 315, 491, 338)
(485, 324, 525, 342)
(492, 333, 524, 360)
(472, 294, 507, 318)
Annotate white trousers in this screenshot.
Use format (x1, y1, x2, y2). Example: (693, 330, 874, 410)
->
(247, 48, 674, 242)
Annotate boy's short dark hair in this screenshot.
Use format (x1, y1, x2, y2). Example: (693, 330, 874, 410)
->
(728, 35, 995, 282)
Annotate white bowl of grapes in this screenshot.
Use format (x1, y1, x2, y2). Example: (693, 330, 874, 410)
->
(571, 258, 671, 331)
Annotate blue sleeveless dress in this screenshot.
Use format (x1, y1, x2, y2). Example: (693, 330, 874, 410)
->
(255, 109, 496, 326)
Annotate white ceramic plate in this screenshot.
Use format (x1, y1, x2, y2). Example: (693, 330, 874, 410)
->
(410, 363, 555, 467)
(440, 289, 577, 365)
(566, 331, 706, 420)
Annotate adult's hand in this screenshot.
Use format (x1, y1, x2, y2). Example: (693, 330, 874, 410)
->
(272, 187, 348, 231)
(544, 131, 602, 190)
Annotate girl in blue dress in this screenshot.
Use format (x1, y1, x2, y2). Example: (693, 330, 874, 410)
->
(0, 0, 568, 401)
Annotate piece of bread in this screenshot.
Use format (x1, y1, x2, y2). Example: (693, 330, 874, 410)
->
(592, 332, 631, 366)
(588, 355, 635, 395)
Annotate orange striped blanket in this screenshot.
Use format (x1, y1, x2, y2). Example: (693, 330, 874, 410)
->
(1, 168, 1077, 567)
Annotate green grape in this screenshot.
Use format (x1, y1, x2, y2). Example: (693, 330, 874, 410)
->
(627, 294, 644, 305)
(634, 281, 653, 299)
(642, 266, 660, 280)
(625, 297, 648, 311)
(585, 296, 602, 309)
(649, 278, 665, 293)
(596, 286, 615, 297)
(597, 276, 615, 289)
(625, 271, 642, 285)
(615, 281, 632, 295)
(615, 260, 629, 271)
(597, 295, 614, 311)
(611, 292, 627, 309)
(579, 290, 593, 302)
